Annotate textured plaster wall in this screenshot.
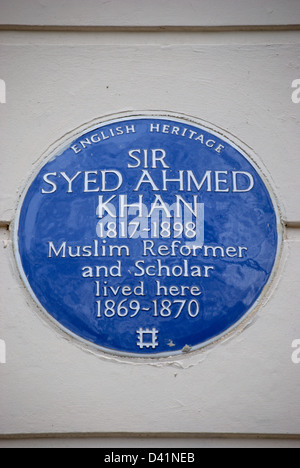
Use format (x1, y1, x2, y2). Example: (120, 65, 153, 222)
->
(0, 0, 300, 447)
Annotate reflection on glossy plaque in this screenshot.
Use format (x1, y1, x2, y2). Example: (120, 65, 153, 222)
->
(15, 115, 280, 357)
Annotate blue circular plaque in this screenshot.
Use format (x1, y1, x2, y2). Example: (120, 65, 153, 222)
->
(15, 114, 281, 357)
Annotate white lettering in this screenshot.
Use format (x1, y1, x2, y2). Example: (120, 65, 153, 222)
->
(232, 171, 254, 192)
(97, 195, 117, 218)
(162, 170, 184, 191)
(102, 170, 123, 192)
(134, 170, 160, 191)
(42, 172, 58, 194)
(48, 241, 66, 258)
(215, 171, 229, 192)
(187, 170, 212, 192)
(128, 149, 142, 168)
(148, 195, 172, 218)
(119, 195, 144, 217)
(60, 171, 82, 193)
(84, 171, 99, 192)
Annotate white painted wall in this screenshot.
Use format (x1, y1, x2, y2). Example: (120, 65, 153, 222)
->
(0, 0, 300, 448)
(0, 0, 299, 28)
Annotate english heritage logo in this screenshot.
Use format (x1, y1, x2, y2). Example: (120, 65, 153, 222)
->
(14, 114, 281, 357)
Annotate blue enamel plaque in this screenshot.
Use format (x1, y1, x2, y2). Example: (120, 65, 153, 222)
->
(15, 115, 280, 357)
